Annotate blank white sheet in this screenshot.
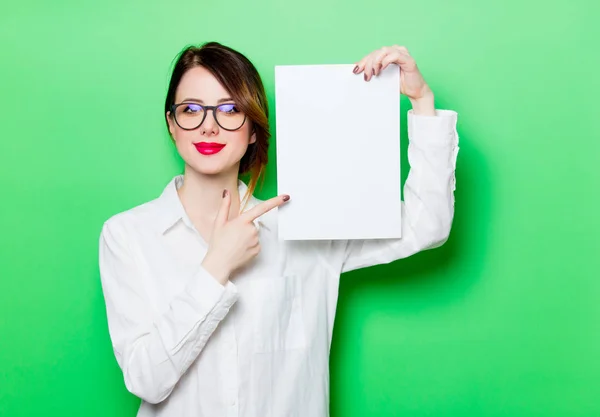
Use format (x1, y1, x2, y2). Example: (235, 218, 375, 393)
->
(274, 64, 401, 240)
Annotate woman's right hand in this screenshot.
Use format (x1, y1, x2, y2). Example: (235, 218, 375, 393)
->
(201, 190, 290, 285)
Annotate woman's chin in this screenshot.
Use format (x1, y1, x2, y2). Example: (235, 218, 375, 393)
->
(187, 160, 236, 176)
(180, 148, 243, 176)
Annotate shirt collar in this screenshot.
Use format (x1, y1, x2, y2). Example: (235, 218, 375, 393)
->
(154, 175, 267, 234)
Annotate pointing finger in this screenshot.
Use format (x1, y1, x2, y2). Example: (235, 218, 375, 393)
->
(241, 195, 290, 223)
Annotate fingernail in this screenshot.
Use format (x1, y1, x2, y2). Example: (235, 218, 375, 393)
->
(223, 189, 228, 198)
(282, 195, 290, 202)
(353, 65, 359, 74)
(364, 73, 368, 81)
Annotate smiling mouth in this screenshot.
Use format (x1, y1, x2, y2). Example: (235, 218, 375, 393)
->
(194, 142, 226, 155)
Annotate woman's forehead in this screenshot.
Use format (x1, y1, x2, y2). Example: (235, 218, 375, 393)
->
(176, 66, 230, 102)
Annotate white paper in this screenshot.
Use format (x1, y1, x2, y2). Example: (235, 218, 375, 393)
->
(274, 64, 401, 240)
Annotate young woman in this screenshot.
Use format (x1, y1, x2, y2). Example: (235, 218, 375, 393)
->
(99, 41, 458, 417)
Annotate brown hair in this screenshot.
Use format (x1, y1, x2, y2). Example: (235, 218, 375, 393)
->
(164, 42, 269, 206)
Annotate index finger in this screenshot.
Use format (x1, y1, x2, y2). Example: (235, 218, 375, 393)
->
(241, 195, 290, 222)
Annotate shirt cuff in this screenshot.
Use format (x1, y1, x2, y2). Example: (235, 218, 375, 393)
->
(408, 109, 458, 147)
(185, 265, 239, 320)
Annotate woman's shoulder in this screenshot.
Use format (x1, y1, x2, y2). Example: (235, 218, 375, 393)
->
(102, 176, 180, 236)
(101, 197, 163, 238)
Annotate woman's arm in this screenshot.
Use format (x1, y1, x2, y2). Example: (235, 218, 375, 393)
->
(339, 108, 458, 273)
(339, 46, 459, 273)
(98, 220, 238, 404)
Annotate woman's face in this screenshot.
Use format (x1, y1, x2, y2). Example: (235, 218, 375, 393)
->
(167, 66, 256, 176)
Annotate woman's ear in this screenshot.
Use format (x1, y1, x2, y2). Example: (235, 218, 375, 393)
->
(249, 128, 257, 144)
(166, 112, 176, 139)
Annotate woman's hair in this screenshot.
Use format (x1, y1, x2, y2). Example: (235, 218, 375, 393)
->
(164, 42, 270, 206)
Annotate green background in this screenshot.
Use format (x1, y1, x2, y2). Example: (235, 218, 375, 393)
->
(1, 0, 599, 416)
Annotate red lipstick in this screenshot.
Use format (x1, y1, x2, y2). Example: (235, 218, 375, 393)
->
(194, 142, 225, 155)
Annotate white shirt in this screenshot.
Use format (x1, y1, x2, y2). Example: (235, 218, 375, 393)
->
(98, 109, 459, 417)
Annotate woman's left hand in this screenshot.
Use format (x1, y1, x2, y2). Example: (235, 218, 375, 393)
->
(353, 45, 435, 116)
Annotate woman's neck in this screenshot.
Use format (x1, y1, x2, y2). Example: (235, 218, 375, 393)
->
(177, 165, 241, 225)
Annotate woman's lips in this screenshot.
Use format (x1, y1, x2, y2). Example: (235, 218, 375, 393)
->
(194, 142, 225, 155)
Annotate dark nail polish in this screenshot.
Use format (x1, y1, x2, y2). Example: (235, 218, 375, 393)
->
(282, 195, 290, 202)
(364, 73, 368, 81)
(353, 65, 359, 74)
(223, 189, 228, 198)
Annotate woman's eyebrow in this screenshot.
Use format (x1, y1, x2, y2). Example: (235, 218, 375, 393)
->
(181, 97, 235, 104)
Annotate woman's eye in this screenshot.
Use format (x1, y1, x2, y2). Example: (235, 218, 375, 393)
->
(184, 104, 202, 113)
(219, 104, 238, 114)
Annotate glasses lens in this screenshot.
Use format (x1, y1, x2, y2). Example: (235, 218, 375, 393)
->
(175, 103, 205, 129)
(215, 104, 245, 130)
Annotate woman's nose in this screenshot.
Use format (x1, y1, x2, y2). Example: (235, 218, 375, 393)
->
(200, 111, 219, 135)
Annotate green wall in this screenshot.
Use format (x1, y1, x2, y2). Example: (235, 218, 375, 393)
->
(1, 0, 599, 416)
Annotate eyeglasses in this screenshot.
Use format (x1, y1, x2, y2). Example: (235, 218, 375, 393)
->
(170, 102, 247, 131)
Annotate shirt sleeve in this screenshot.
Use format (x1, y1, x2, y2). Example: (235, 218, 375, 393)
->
(98, 220, 239, 404)
(339, 109, 459, 274)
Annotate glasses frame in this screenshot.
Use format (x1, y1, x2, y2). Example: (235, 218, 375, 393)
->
(170, 102, 247, 132)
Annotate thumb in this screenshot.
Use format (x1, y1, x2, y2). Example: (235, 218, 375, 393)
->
(215, 189, 231, 227)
